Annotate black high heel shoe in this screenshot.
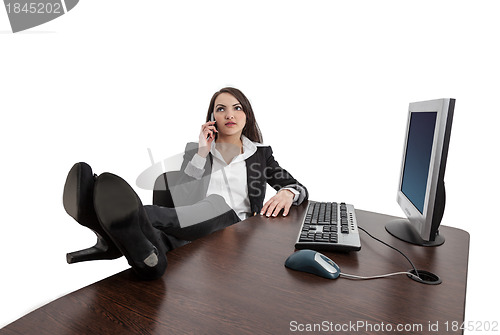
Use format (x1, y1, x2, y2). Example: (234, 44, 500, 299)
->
(94, 172, 168, 280)
(63, 162, 122, 263)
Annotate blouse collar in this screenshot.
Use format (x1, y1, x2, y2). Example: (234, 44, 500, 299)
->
(210, 135, 261, 165)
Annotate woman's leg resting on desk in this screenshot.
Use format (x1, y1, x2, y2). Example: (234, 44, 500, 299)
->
(145, 194, 241, 242)
(64, 163, 239, 280)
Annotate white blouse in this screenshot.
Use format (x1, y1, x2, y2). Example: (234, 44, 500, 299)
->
(184, 136, 298, 220)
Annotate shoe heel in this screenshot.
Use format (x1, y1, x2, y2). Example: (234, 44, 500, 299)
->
(66, 233, 122, 264)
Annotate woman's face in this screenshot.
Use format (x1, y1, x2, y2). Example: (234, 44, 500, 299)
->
(213, 93, 247, 139)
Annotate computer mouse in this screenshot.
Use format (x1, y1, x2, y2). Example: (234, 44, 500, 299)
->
(285, 249, 341, 279)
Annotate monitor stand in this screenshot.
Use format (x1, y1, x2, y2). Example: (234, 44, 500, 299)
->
(385, 219, 445, 247)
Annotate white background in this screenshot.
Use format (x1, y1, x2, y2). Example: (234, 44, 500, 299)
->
(1, 0, 499, 332)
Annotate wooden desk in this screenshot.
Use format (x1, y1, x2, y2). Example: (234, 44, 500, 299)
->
(1, 202, 469, 334)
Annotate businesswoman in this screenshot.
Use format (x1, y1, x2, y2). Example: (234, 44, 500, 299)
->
(63, 87, 308, 280)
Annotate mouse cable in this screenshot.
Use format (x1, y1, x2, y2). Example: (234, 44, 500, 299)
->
(340, 271, 420, 280)
(357, 226, 420, 279)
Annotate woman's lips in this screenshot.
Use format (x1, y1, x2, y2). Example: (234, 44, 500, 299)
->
(225, 122, 236, 126)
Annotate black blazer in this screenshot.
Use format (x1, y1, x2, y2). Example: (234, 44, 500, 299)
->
(171, 142, 308, 216)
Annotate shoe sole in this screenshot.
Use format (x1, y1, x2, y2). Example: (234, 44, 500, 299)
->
(94, 173, 166, 279)
(63, 162, 84, 221)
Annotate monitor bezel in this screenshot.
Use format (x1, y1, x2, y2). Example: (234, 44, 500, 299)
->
(396, 98, 454, 241)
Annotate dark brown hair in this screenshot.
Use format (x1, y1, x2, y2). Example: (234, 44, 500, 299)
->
(206, 87, 263, 143)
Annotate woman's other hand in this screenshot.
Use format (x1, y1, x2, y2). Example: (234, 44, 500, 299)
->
(261, 189, 295, 217)
(198, 121, 217, 157)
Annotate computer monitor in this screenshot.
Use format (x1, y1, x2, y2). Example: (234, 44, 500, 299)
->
(385, 98, 455, 246)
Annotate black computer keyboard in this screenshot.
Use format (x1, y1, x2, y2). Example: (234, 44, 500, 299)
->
(294, 201, 361, 252)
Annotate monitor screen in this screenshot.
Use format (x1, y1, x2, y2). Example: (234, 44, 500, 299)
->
(401, 111, 437, 214)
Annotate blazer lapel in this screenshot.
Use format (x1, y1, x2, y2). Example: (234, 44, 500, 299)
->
(245, 150, 263, 215)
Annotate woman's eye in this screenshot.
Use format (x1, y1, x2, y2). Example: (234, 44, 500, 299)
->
(235, 106, 242, 111)
(216, 107, 224, 112)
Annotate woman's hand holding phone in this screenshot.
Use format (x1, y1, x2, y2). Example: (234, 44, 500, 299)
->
(198, 121, 217, 158)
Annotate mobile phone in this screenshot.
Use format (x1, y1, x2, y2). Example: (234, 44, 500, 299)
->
(207, 113, 217, 140)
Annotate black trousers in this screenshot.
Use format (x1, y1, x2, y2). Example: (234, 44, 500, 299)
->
(143, 194, 241, 252)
